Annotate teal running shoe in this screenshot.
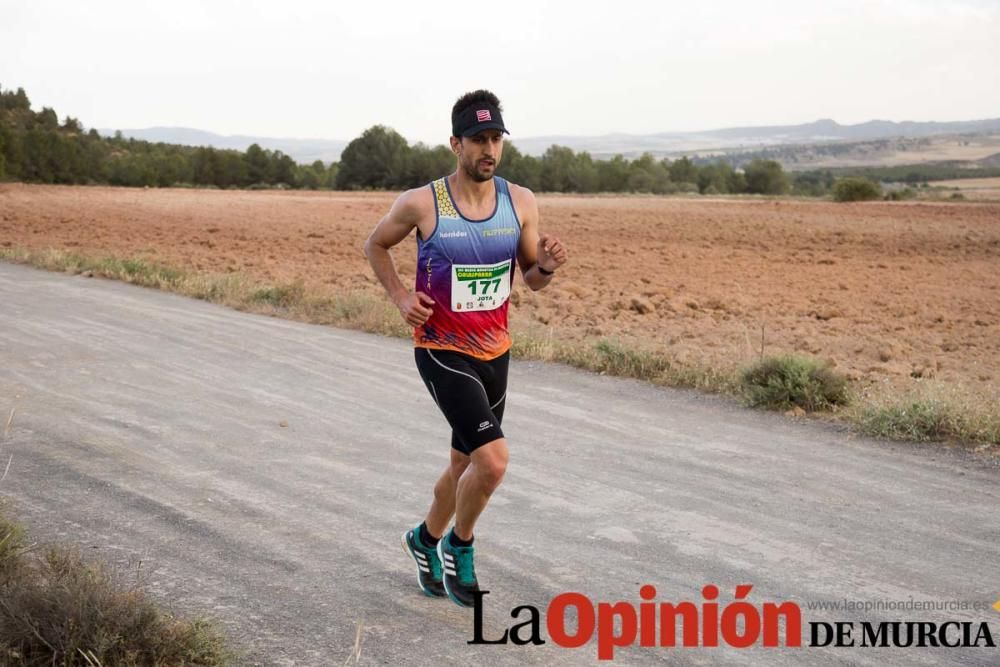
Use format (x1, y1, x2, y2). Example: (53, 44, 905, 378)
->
(437, 529, 480, 608)
(401, 525, 445, 598)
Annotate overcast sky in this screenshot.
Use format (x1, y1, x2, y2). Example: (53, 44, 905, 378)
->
(2, 0, 998, 144)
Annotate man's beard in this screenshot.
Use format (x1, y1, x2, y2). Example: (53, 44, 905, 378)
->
(462, 158, 495, 183)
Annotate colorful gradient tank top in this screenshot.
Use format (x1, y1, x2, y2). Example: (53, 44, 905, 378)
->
(414, 176, 521, 360)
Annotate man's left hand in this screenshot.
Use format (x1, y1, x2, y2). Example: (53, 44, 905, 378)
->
(537, 234, 568, 273)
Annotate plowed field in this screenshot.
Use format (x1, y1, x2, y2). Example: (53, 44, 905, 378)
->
(2, 184, 998, 395)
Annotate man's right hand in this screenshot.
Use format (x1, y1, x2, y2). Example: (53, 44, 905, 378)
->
(395, 291, 435, 327)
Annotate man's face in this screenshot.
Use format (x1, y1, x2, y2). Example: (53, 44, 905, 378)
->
(453, 130, 504, 182)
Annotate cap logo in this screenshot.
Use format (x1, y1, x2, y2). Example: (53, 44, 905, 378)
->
(475, 109, 492, 122)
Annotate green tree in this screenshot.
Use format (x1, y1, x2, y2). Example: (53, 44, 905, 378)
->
(38, 107, 59, 130)
(406, 143, 453, 187)
(62, 116, 82, 133)
(245, 143, 271, 183)
(697, 161, 741, 194)
(792, 170, 834, 196)
(336, 125, 409, 189)
(217, 151, 248, 188)
(540, 145, 576, 192)
(596, 155, 629, 192)
(154, 152, 190, 186)
(297, 160, 327, 189)
(21, 129, 56, 182)
(831, 177, 882, 202)
(270, 151, 296, 186)
(567, 151, 599, 193)
(629, 153, 672, 193)
(192, 147, 219, 186)
(497, 143, 542, 191)
(325, 161, 340, 189)
(668, 156, 698, 186)
(744, 159, 789, 195)
(0, 86, 30, 111)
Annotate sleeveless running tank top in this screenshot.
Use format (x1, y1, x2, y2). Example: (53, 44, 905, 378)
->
(414, 176, 521, 361)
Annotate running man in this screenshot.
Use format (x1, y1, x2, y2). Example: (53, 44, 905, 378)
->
(364, 90, 567, 607)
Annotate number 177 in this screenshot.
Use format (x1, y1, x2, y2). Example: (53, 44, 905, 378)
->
(469, 278, 501, 295)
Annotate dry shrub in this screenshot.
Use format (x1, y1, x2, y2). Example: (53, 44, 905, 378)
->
(741, 355, 850, 411)
(0, 508, 231, 666)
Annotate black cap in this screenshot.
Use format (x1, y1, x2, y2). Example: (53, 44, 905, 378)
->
(452, 103, 509, 137)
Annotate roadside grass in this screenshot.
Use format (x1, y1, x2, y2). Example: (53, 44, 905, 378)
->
(0, 247, 410, 339)
(0, 502, 233, 666)
(508, 330, 739, 394)
(2, 246, 997, 449)
(849, 381, 1000, 447)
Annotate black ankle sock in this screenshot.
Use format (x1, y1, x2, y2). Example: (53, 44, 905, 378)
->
(449, 530, 474, 548)
(418, 522, 440, 548)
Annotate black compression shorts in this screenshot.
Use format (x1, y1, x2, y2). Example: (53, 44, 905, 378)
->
(414, 347, 509, 455)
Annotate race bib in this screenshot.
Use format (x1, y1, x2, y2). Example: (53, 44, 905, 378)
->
(451, 260, 512, 312)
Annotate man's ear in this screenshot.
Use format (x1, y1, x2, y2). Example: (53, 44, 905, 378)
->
(450, 136, 462, 154)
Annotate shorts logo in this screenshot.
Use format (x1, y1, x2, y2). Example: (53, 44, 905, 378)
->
(478, 421, 492, 432)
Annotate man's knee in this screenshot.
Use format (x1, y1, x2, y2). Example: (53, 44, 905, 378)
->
(472, 438, 508, 489)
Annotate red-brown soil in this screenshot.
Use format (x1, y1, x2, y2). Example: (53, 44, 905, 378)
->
(2, 184, 998, 395)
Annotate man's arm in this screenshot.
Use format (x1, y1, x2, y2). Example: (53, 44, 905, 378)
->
(511, 184, 568, 291)
(363, 188, 435, 327)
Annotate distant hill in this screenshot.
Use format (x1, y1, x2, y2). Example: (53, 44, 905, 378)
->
(512, 118, 1000, 159)
(98, 127, 347, 164)
(105, 117, 1000, 164)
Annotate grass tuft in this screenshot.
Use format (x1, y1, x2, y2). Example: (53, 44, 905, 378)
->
(740, 355, 850, 411)
(0, 506, 233, 666)
(0, 506, 25, 580)
(593, 339, 672, 381)
(851, 382, 1000, 445)
(251, 280, 306, 308)
(856, 400, 955, 442)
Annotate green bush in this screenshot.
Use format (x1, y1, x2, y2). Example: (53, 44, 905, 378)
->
(740, 355, 849, 411)
(744, 159, 790, 195)
(832, 177, 882, 202)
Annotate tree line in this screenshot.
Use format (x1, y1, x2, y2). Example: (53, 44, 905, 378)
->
(2, 83, 860, 196)
(337, 125, 793, 195)
(0, 85, 334, 189)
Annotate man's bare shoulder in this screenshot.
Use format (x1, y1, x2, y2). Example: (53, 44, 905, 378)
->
(507, 181, 537, 203)
(506, 182, 537, 222)
(391, 185, 435, 223)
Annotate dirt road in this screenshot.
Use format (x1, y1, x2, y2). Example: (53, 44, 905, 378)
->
(1, 262, 998, 665)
